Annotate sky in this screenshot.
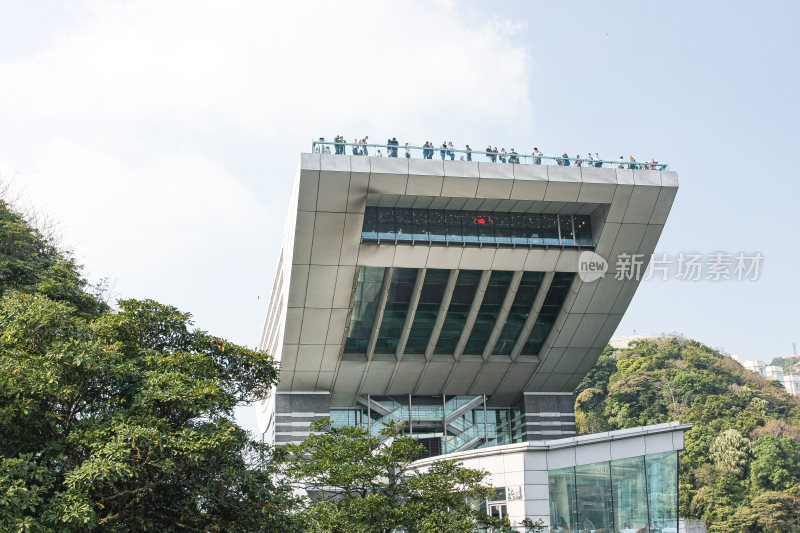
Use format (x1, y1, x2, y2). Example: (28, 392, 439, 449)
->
(2, 1, 799, 433)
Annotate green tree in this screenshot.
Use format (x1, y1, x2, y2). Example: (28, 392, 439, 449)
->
(279, 420, 513, 533)
(0, 199, 297, 531)
(749, 436, 800, 493)
(709, 429, 752, 478)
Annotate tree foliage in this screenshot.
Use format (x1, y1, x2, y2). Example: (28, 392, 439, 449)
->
(278, 420, 516, 533)
(576, 338, 800, 532)
(0, 199, 297, 531)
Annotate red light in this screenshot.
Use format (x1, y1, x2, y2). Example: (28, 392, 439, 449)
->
(477, 218, 486, 224)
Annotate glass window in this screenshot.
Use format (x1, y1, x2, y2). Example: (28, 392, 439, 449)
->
(575, 462, 614, 532)
(427, 209, 447, 242)
(612, 456, 649, 533)
(377, 208, 396, 239)
(464, 271, 514, 355)
(559, 215, 575, 245)
(574, 215, 593, 246)
(360, 207, 597, 248)
(395, 208, 413, 241)
(541, 214, 560, 245)
(445, 210, 463, 242)
(521, 273, 574, 355)
(362, 207, 379, 239)
(646, 452, 679, 533)
(549, 467, 578, 533)
(493, 213, 511, 244)
(344, 267, 387, 354)
(410, 208, 429, 240)
(405, 269, 450, 354)
(435, 270, 482, 354)
(494, 271, 545, 355)
(374, 268, 419, 354)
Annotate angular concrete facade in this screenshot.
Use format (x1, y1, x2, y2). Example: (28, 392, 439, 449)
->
(256, 153, 678, 443)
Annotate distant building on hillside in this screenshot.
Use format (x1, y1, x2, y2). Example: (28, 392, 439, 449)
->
(609, 332, 683, 349)
(783, 375, 800, 396)
(764, 365, 784, 382)
(741, 359, 766, 376)
(728, 354, 800, 397)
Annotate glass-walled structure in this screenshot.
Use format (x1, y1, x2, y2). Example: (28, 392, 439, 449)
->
(361, 207, 594, 248)
(549, 452, 678, 533)
(331, 395, 526, 457)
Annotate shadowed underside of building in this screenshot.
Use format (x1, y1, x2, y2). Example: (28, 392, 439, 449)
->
(256, 152, 686, 530)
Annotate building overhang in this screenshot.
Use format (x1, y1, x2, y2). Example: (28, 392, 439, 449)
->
(260, 153, 678, 408)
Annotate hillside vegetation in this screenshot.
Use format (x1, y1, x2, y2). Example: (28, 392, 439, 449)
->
(576, 339, 800, 532)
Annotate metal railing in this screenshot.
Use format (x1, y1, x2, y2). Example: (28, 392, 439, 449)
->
(312, 139, 668, 171)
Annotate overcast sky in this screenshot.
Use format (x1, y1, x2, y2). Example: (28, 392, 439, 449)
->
(2, 1, 799, 432)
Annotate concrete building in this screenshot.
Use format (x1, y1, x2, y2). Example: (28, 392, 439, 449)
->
(740, 359, 766, 376)
(257, 147, 684, 530)
(784, 375, 800, 397)
(764, 365, 784, 382)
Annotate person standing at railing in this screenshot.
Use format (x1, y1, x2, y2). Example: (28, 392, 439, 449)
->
(509, 149, 519, 164)
(562, 153, 570, 166)
(533, 147, 542, 165)
(485, 145, 493, 162)
(448, 142, 455, 160)
(594, 153, 602, 168)
(361, 136, 369, 156)
(466, 145, 472, 161)
(629, 155, 638, 170)
(405, 143, 411, 158)
(499, 148, 508, 163)
(492, 147, 499, 162)
(352, 139, 359, 156)
(440, 142, 447, 160)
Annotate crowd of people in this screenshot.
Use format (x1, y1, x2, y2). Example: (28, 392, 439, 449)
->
(318, 136, 663, 170)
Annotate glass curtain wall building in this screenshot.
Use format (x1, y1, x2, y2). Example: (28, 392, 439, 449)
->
(549, 452, 679, 533)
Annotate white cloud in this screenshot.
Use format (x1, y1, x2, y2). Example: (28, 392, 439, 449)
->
(0, 0, 533, 354)
(21, 139, 265, 279)
(0, 1, 531, 135)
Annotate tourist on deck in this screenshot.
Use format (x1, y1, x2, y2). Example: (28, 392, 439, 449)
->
(562, 153, 570, 166)
(486, 145, 493, 162)
(466, 145, 472, 161)
(629, 155, 638, 170)
(392, 137, 399, 157)
(575, 155, 583, 167)
(376, 150, 383, 157)
(492, 147, 499, 162)
(352, 139, 359, 156)
(323, 146, 331, 154)
(361, 136, 369, 156)
(533, 147, 542, 165)
(440, 142, 447, 160)
(499, 148, 508, 163)
(448, 141, 455, 160)
(594, 153, 602, 168)
(509, 149, 519, 164)
(405, 143, 411, 158)
(618, 156, 625, 168)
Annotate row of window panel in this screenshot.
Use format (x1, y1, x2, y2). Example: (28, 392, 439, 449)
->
(549, 452, 678, 533)
(361, 207, 594, 246)
(344, 268, 575, 357)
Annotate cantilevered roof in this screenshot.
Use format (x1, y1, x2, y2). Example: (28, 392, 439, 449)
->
(259, 154, 678, 407)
